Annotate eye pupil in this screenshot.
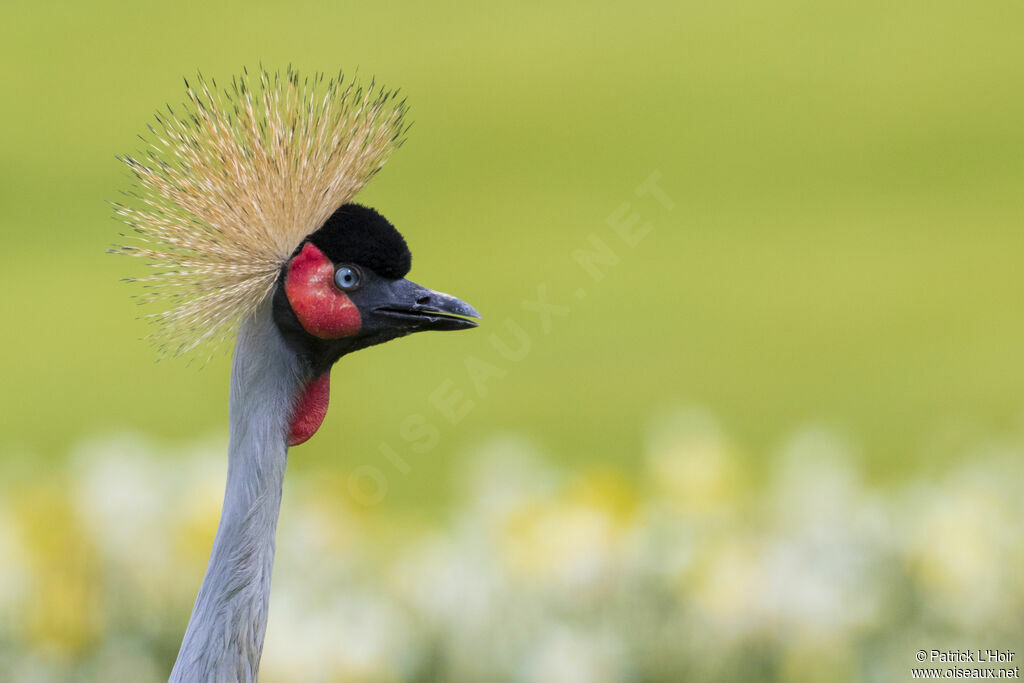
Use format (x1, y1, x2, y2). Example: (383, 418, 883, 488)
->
(334, 266, 360, 291)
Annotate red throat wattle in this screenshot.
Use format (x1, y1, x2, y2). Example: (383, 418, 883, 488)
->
(288, 373, 331, 446)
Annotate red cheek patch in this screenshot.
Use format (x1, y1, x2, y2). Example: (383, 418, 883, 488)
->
(288, 372, 331, 446)
(285, 242, 362, 338)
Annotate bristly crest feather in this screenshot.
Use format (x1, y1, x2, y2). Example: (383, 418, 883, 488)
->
(113, 66, 409, 356)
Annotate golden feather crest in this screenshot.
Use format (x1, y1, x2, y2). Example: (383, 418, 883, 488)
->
(114, 67, 409, 356)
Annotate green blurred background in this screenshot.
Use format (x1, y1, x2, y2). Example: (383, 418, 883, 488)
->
(2, 1, 1024, 680)
(5, 0, 1024, 503)
(4, 1, 1024, 500)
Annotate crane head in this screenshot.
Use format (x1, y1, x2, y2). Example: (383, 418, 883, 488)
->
(270, 202, 478, 445)
(272, 202, 478, 374)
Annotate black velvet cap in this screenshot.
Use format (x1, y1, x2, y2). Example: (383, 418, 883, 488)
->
(306, 203, 412, 278)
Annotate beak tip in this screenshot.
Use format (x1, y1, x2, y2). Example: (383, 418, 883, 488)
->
(433, 290, 480, 321)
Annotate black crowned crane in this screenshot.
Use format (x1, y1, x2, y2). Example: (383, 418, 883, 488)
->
(114, 68, 478, 681)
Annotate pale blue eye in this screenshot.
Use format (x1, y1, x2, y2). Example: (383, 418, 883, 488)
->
(334, 266, 360, 291)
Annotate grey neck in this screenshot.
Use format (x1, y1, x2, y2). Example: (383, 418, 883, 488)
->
(170, 300, 305, 683)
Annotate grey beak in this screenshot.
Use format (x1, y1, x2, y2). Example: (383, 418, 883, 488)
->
(373, 278, 480, 332)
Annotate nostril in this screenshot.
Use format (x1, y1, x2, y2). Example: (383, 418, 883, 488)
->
(416, 295, 431, 305)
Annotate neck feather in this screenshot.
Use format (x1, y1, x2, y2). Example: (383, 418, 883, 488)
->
(170, 300, 306, 682)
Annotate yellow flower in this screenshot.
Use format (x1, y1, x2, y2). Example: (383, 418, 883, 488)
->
(12, 483, 104, 656)
(500, 470, 635, 589)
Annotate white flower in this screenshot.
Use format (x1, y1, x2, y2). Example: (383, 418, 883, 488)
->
(458, 435, 559, 528)
(520, 623, 627, 683)
(262, 586, 413, 682)
(902, 452, 1024, 628)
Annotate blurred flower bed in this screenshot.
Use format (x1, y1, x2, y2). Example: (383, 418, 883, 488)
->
(1, 410, 1023, 682)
